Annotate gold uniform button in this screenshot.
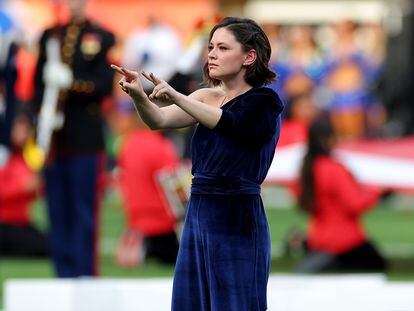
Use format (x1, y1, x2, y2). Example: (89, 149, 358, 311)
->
(63, 39, 76, 48)
(67, 25, 80, 35)
(66, 31, 78, 40)
(85, 81, 95, 93)
(63, 45, 74, 55)
(80, 81, 88, 92)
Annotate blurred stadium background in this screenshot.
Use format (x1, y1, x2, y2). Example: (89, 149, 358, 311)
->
(1, 193, 414, 309)
(1, 0, 414, 310)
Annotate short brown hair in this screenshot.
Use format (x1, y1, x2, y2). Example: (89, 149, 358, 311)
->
(203, 17, 276, 88)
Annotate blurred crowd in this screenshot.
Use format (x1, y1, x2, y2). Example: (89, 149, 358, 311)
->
(0, 0, 397, 277)
(267, 21, 387, 143)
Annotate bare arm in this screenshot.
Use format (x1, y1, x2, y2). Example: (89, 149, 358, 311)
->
(155, 89, 218, 129)
(111, 65, 193, 129)
(150, 85, 223, 129)
(111, 65, 222, 129)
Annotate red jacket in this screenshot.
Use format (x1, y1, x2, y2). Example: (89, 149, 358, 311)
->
(0, 153, 37, 225)
(278, 119, 308, 147)
(117, 129, 179, 236)
(305, 156, 381, 254)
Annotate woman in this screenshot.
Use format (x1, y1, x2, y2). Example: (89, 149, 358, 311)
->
(112, 16, 283, 310)
(296, 117, 387, 273)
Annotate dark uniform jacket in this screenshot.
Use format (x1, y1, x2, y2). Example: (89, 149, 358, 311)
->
(33, 19, 115, 156)
(0, 40, 18, 147)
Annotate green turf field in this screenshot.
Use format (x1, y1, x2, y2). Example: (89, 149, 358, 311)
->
(1, 189, 413, 309)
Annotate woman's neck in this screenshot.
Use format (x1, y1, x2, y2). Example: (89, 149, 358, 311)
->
(221, 78, 253, 101)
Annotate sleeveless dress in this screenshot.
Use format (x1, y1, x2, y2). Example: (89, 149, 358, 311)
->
(172, 87, 283, 310)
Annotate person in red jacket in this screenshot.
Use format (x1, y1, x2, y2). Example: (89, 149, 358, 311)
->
(278, 92, 319, 147)
(295, 116, 387, 272)
(0, 110, 48, 257)
(111, 101, 181, 267)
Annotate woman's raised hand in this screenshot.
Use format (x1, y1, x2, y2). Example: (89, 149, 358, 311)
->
(111, 64, 145, 101)
(142, 71, 178, 104)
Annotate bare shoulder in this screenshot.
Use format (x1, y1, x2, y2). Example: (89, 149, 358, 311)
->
(189, 87, 225, 106)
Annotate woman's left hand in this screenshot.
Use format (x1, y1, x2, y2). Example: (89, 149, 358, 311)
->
(142, 71, 179, 103)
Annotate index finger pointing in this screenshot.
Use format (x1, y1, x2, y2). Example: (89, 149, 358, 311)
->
(121, 67, 139, 79)
(142, 71, 161, 86)
(141, 71, 154, 83)
(149, 72, 162, 84)
(111, 64, 124, 75)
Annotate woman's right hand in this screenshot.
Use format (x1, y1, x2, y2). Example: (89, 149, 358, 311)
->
(111, 64, 146, 102)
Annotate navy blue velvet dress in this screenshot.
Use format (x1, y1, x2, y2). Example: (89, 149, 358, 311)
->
(172, 87, 283, 310)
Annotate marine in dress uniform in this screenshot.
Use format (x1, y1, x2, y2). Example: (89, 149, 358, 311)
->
(33, 5, 115, 277)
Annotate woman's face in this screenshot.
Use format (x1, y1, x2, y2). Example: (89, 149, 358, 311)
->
(207, 27, 247, 81)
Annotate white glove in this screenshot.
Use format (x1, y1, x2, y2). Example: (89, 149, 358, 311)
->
(43, 61, 74, 90)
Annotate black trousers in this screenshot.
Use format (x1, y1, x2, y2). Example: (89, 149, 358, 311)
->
(296, 241, 387, 273)
(0, 223, 49, 257)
